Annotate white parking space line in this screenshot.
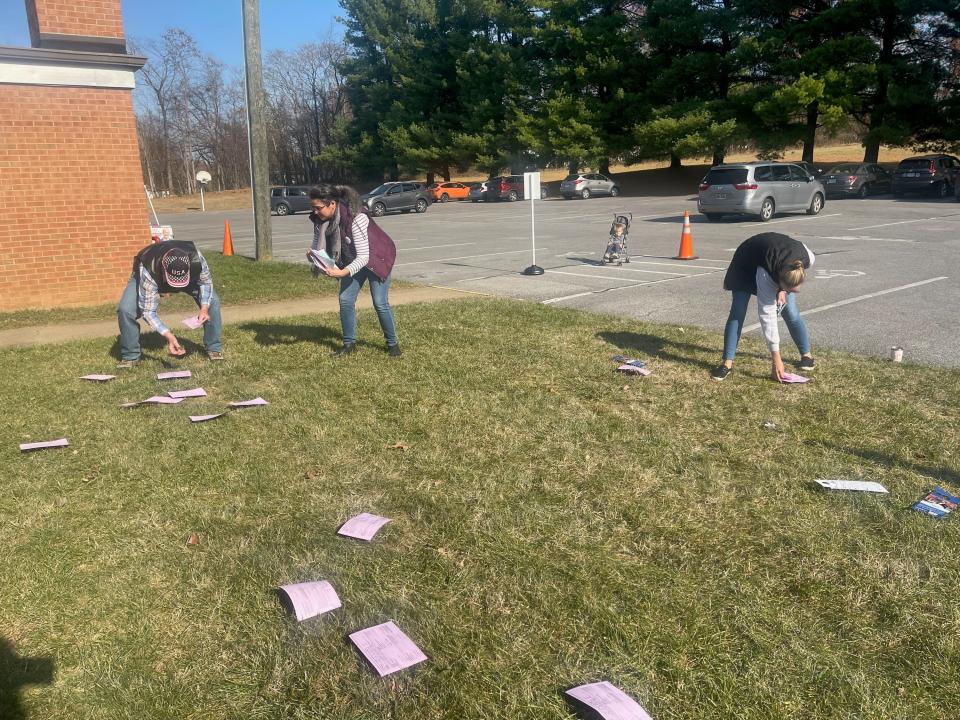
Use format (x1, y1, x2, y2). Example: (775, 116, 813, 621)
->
(624, 258, 729, 270)
(547, 268, 683, 281)
(395, 249, 531, 267)
(741, 276, 949, 333)
(542, 269, 725, 304)
(848, 213, 960, 231)
(400, 242, 476, 251)
(631, 253, 731, 264)
(763, 213, 842, 225)
(812, 235, 916, 243)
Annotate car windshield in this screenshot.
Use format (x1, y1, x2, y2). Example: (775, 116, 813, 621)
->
(704, 168, 748, 185)
(367, 184, 392, 195)
(562, 175, 581, 181)
(828, 164, 861, 174)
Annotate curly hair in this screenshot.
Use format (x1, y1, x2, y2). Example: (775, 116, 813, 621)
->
(308, 183, 359, 214)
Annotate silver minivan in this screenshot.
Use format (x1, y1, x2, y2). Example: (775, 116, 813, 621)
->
(697, 163, 826, 221)
(560, 172, 619, 199)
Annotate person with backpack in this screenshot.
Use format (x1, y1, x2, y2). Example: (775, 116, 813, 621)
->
(711, 232, 816, 382)
(309, 184, 400, 357)
(116, 239, 223, 368)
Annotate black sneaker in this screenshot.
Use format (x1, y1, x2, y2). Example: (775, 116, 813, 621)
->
(388, 344, 402, 358)
(711, 365, 732, 381)
(332, 344, 356, 358)
(798, 356, 816, 371)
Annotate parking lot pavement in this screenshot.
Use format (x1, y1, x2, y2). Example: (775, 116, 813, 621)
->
(161, 193, 960, 367)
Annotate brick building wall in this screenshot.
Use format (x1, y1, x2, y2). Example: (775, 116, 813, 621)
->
(0, 0, 148, 310)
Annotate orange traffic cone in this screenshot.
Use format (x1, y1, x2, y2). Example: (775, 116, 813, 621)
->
(222, 220, 234, 256)
(674, 210, 698, 260)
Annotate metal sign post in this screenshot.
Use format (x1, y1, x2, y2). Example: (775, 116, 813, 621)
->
(196, 170, 211, 212)
(522, 171, 544, 276)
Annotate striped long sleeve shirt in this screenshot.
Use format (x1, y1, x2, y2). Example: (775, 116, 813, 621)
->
(138, 252, 213, 335)
(344, 214, 370, 276)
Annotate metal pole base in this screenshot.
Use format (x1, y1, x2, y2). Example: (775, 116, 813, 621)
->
(523, 265, 545, 276)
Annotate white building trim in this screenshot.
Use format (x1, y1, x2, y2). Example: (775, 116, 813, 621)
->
(0, 59, 136, 89)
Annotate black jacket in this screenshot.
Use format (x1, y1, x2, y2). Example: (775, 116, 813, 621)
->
(723, 233, 811, 295)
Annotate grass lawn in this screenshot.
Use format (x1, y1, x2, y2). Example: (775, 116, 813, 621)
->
(2, 298, 959, 719)
(0, 254, 341, 331)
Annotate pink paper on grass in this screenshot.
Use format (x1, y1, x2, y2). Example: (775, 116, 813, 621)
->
(157, 370, 192, 380)
(780, 372, 809, 384)
(617, 364, 652, 376)
(337, 513, 391, 541)
(168, 388, 207, 399)
(80, 374, 115, 382)
(189, 413, 225, 423)
(143, 396, 184, 405)
(229, 397, 268, 408)
(349, 621, 427, 677)
(566, 682, 653, 720)
(19, 438, 69, 452)
(279, 581, 342, 622)
(182, 315, 204, 329)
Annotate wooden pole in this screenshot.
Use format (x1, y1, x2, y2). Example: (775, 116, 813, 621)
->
(242, 0, 272, 260)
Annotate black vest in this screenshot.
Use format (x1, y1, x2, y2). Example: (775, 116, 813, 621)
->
(134, 241, 202, 295)
(723, 233, 810, 295)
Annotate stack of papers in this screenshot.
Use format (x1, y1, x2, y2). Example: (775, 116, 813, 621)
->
(815, 479, 889, 494)
(349, 621, 427, 676)
(565, 681, 653, 720)
(911, 486, 960, 518)
(338, 513, 391, 541)
(279, 581, 342, 622)
(307, 248, 338, 272)
(19, 438, 69, 452)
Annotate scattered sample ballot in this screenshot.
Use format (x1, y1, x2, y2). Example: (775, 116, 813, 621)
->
(815, 479, 889, 494)
(349, 621, 427, 677)
(157, 370, 192, 380)
(338, 513, 392, 541)
(168, 388, 207, 399)
(565, 681, 653, 720)
(611, 355, 646, 367)
(189, 413, 225, 423)
(182, 315, 204, 329)
(617, 364, 652, 376)
(143, 396, 184, 405)
(229, 397, 269, 408)
(279, 581, 342, 622)
(79, 374, 115, 382)
(911, 486, 959, 518)
(19, 438, 69, 452)
(779, 373, 809, 384)
(307, 248, 338, 272)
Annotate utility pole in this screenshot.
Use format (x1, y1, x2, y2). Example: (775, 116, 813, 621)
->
(242, 0, 272, 260)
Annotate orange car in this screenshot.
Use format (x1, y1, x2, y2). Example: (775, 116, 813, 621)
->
(427, 182, 471, 202)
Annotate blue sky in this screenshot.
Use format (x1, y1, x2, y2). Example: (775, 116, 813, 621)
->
(0, 0, 345, 65)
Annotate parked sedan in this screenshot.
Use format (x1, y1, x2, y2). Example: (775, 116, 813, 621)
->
(560, 172, 619, 199)
(468, 181, 488, 202)
(821, 163, 892, 198)
(360, 182, 432, 216)
(428, 182, 471, 202)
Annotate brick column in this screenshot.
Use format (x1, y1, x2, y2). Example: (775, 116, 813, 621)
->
(25, 0, 127, 52)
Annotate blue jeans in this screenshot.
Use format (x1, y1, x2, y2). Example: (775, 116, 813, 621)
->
(338, 268, 398, 347)
(117, 277, 223, 360)
(722, 290, 810, 361)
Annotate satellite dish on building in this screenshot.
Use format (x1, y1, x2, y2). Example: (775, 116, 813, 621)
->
(196, 170, 212, 184)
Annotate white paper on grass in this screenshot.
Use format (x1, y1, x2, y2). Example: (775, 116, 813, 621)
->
(143, 396, 184, 405)
(80, 374, 115, 382)
(229, 397, 268, 408)
(19, 438, 69, 452)
(349, 621, 427, 676)
(279, 581, 342, 622)
(168, 387, 207, 399)
(157, 370, 192, 380)
(566, 681, 653, 720)
(189, 413, 225, 423)
(617, 364, 651, 376)
(338, 513, 391, 541)
(816, 479, 889, 494)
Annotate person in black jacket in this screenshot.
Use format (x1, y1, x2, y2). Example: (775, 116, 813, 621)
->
(712, 232, 816, 381)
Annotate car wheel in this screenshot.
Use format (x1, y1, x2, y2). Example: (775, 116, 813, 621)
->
(507, 190, 519, 202)
(275, 203, 290, 216)
(806, 192, 824, 215)
(581, 189, 591, 199)
(704, 213, 723, 221)
(540, 188, 548, 200)
(440, 193, 449, 203)
(858, 184, 869, 199)
(759, 197, 775, 221)
(415, 198, 428, 213)
(610, 186, 620, 197)
(372, 202, 386, 217)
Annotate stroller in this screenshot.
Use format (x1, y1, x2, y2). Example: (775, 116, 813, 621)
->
(601, 213, 632, 265)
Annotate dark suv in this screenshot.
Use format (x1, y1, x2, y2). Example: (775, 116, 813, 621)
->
(892, 154, 960, 198)
(271, 186, 312, 215)
(360, 182, 432, 216)
(487, 175, 548, 201)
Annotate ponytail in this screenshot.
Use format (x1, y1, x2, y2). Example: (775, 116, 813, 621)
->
(309, 183, 359, 214)
(778, 260, 806, 291)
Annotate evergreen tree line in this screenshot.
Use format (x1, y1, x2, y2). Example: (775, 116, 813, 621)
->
(323, 0, 960, 182)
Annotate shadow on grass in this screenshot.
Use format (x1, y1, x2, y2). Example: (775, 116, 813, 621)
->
(239, 321, 340, 349)
(598, 330, 718, 371)
(819, 442, 960, 488)
(107, 333, 206, 362)
(0, 637, 54, 720)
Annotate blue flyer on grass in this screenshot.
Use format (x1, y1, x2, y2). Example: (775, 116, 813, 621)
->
(911, 486, 960, 518)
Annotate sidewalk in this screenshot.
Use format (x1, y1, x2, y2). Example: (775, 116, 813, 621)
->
(0, 285, 477, 349)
